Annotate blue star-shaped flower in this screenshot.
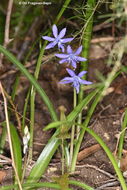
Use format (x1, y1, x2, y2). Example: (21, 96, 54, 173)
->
(55, 45, 87, 69)
(42, 25, 74, 52)
(60, 68, 92, 94)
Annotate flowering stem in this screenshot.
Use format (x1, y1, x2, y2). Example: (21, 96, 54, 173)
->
(71, 87, 103, 172)
(28, 0, 72, 161)
(61, 138, 65, 175)
(69, 88, 77, 170)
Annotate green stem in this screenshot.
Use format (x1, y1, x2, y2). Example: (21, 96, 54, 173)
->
(118, 108, 127, 159)
(86, 128, 127, 190)
(71, 88, 103, 172)
(28, 87, 35, 161)
(21, 88, 30, 132)
(69, 88, 77, 170)
(61, 138, 65, 175)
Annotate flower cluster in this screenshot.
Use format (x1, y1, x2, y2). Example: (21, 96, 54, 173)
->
(42, 25, 92, 94)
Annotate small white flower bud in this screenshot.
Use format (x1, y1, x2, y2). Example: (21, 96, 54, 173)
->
(23, 126, 30, 154)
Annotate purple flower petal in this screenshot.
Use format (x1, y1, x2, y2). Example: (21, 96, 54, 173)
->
(79, 79, 92, 85)
(75, 46, 82, 55)
(71, 60, 77, 68)
(59, 59, 68, 64)
(66, 68, 76, 77)
(55, 54, 68, 58)
(78, 71, 87, 77)
(58, 28, 66, 38)
(67, 45, 73, 54)
(73, 84, 80, 94)
(45, 41, 57, 49)
(61, 38, 74, 43)
(75, 56, 87, 62)
(58, 44, 65, 52)
(52, 25, 58, 38)
(60, 77, 74, 84)
(42, 36, 55, 41)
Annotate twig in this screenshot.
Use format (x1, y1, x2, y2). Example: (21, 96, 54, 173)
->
(0, 154, 12, 163)
(0, 0, 13, 66)
(0, 82, 23, 190)
(95, 180, 120, 190)
(76, 164, 116, 179)
(91, 36, 122, 43)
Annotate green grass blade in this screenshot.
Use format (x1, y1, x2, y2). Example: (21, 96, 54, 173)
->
(44, 121, 73, 131)
(0, 45, 58, 122)
(1, 180, 94, 190)
(86, 128, 127, 190)
(118, 108, 127, 159)
(69, 180, 94, 190)
(71, 88, 103, 172)
(26, 138, 60, 183)
(10, 123, 22, 180)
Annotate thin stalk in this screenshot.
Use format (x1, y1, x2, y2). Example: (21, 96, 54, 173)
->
(69, 88, 77, 170)
(21, 88, 30, 132)
(78, 0, 96, 134)
(86, 128, 127, 190)
(61, 138, 65, 175)
(28, 0, 72, 161)
(59, 105, 67, 175)
(118, 108, 127, 159)
(28, 87, 35, 161)
(0, 83, 23, 190)
(71, 88, 103, 172)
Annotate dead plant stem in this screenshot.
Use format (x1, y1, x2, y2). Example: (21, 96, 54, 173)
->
(0, 82, 23, 190)
(0, 0, 13, 66)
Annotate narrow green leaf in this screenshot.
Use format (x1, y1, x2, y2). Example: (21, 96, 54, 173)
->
(1, 180, 94, 190)
(118, 108, 127, 159)
(26, 138, 60, 184)
(44, 121, 73, 131)
(10, 123, 22, 180)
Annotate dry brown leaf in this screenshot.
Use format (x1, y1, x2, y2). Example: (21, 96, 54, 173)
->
(120, 149, 127, 172)
(0, 170, 6, 183)
(77, 144, 101, 161)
